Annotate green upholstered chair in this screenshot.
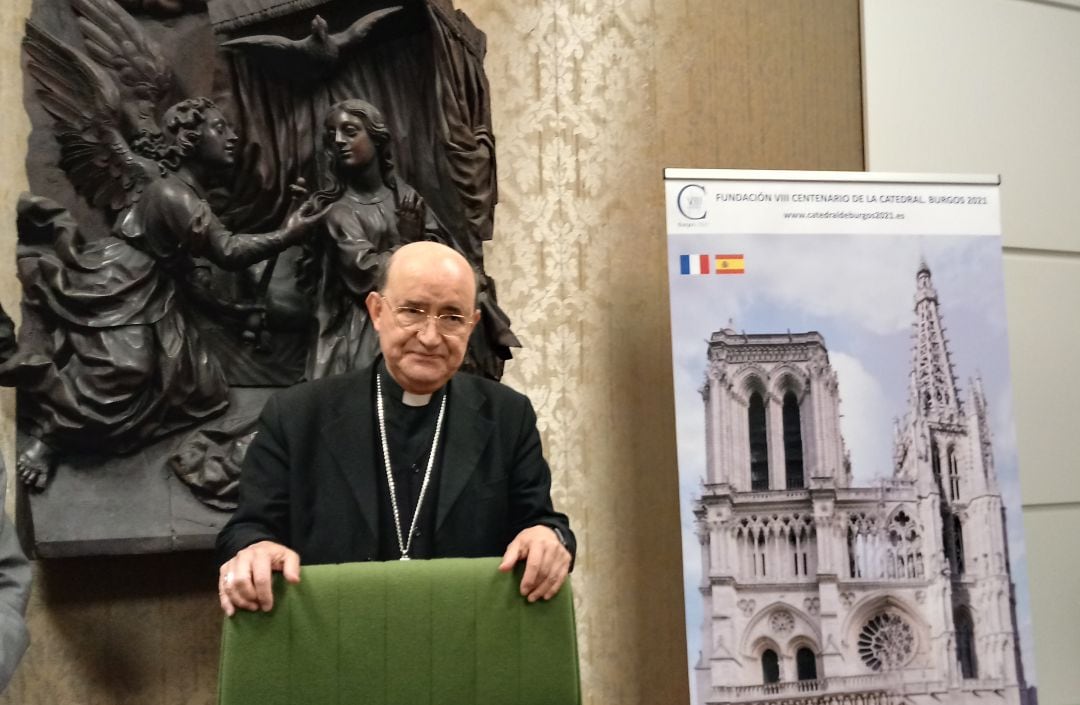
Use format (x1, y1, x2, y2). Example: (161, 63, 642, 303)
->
(218, 557, 581, 705)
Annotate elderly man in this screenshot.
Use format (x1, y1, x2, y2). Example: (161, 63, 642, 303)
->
(217, 242, 574, 615)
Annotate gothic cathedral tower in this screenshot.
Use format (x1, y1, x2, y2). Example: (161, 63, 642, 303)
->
(893, 262, 1024, 691)
(693, 262, 1028, 705)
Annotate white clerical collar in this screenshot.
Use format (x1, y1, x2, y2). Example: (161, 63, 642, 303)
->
(377, 359, 440, 407)
(401, 390, 433, 407)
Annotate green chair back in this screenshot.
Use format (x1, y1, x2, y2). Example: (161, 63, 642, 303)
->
(219, 557, 581, 705)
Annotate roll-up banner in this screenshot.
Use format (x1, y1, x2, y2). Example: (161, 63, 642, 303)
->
(664, 170, 1037, 705)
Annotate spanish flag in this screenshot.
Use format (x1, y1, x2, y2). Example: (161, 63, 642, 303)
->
(716, 254, 745, 274)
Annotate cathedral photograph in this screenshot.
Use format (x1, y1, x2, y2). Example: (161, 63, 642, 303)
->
(667, 233, 1037, 705)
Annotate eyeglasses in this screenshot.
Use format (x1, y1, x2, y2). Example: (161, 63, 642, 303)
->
(380, 296, 473, 337)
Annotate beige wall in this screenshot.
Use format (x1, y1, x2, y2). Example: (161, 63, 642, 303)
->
(0, 1, 864, 703)
(862, 1, 1080, 702)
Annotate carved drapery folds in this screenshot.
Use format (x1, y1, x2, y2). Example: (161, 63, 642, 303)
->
(426, 1, 520, 372)
(427, 2, 496, 256)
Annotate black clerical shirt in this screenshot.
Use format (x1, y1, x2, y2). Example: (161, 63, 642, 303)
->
(373, 362, 445, 561)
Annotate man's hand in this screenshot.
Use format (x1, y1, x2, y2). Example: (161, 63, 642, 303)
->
(218, 540, 301, 616)
(498, 526, 571, 602)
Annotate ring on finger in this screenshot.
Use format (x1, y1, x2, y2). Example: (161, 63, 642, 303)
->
(225, 571, 235, 586)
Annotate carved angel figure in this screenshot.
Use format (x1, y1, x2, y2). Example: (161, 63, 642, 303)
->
(9, 0, 323, 488)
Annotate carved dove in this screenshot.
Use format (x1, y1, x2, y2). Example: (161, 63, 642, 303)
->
(221, 7, 403, 82)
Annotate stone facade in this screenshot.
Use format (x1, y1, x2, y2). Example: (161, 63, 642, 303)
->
(693, 263, 1030, 705)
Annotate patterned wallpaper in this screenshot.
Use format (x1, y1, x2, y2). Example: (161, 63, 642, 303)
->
(0, 1, 862, 703)
(456, 2, 864, 701)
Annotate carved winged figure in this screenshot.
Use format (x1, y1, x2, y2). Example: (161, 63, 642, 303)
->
(220, 7, 402, 81)
(9, 0, 323, 489)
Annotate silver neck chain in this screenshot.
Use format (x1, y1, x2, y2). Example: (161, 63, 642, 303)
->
(375, 373, 447, 560)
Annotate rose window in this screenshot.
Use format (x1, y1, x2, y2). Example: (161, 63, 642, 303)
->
(858, 612, 915, 671)
(769, 610, 794, 633)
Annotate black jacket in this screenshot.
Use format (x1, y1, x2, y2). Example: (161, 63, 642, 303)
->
(216, 365, 575, 565)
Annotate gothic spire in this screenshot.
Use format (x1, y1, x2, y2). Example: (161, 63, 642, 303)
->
(971, 374, 996, 482)
(910, 261, 962, 422)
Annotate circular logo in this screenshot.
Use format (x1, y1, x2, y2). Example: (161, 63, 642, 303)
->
(677, 184, 707, 220)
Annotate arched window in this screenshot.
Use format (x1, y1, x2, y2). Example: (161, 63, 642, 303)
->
(788, 524, 813, 577)
(955, 608, 977, 679)
(761, 648, 780, 684)
(931, 440, 941, 485)
(847, 525, 859, 578)
(951, 515, 965, 575)
(948, 447, 960, 500)
(796, 647, 818, 681)
(749, 392, 769, 490)
(783, 392, 804, 489)
(887, 510, 923, 579)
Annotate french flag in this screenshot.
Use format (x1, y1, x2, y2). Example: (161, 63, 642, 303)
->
(679, 254, 713, 275)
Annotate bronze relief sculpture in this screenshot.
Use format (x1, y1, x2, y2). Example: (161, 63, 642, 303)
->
(10, 0, 516, 557)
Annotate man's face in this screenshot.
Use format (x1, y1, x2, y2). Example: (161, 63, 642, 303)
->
(366, 248, 478, 394)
